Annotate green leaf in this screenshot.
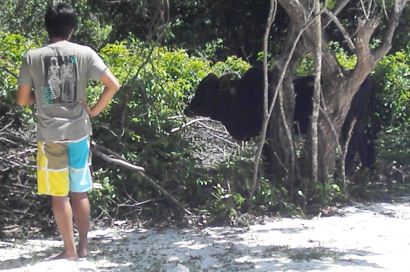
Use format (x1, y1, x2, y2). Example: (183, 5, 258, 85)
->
(325, 0, 337, 10)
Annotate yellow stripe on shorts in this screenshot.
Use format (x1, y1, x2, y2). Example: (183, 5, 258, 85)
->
(37, 142, 69, 196)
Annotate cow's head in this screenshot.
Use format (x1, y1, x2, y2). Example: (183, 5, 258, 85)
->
(185, 73, 220, 118)
(218, 73, 239, 97)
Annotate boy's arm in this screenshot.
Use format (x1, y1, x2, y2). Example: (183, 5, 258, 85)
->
(16, 84, 35, 107)
(84, 70, 120, 118)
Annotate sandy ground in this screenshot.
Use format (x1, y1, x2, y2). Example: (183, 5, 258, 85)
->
(1, 197, 410, 272)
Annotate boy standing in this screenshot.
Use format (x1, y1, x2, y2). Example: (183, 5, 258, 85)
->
(16, 3, 120, 260)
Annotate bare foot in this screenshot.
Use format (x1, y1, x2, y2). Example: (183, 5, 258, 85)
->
(77, 248, 88, 258)
(77, 243, 88, 258)
(45, 251, 78, 261)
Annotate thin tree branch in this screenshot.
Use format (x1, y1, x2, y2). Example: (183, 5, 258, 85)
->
(360, 0, 370, 19)
(340, 118, 356, 193)
(117, 0, 171, 144)
(249, 0, 277, 210)
(311, 0, 322, 183)
(249, 1, 320, 207)
(170, 117, 213, 133)
(0, 66, 18, 78)
(323, 0, 351, 28)
(373, 0, 408, 61)
(91, 143, 193, 215)
(323, 9, 355, 51)
(92, 146, 145, 172)
(278, 82, 295, 183)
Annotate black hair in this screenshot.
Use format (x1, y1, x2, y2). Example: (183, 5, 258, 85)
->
(44, 3, 77, 39)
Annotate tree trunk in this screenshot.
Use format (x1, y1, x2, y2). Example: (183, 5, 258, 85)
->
(265, 44, 306, 191)
(269, 0, 408, 190)
(311, 0, 322, 183)
(317, 117, 339, 182)
(266, 80, 294, 186)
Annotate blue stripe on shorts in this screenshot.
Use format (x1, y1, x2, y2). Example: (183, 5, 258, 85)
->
(67, 137, 92, 192)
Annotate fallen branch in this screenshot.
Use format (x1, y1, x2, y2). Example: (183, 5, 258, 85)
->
(171, 117, 211, 133)
(91, 143, 193, 216)
(92, 147, 145, 172)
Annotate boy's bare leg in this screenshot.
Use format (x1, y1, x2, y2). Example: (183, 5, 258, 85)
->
(49, 196, 78, 260)
(70, 192, 90, 258)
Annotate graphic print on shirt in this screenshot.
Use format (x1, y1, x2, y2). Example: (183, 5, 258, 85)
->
(43, 55, 78, 106)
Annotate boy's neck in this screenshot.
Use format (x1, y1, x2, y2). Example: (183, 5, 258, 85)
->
(49, 37, 68, 44)
(49, 29, 74, 44)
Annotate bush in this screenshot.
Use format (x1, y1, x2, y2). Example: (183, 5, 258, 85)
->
(373, 46, 410, 165)
(87, 38, 252, 220)
(0, 31, 38, 103)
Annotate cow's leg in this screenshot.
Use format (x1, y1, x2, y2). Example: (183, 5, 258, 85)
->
(345, 129, 358, 176)
(358, 127, 376, 169)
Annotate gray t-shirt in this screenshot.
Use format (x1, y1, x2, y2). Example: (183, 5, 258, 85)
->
(18, 40, 108, 141)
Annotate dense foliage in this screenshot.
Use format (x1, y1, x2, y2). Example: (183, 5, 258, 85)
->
(0, 1, 409, 233)
(86, 39, 251, 220)
(374, 47, 410, 164)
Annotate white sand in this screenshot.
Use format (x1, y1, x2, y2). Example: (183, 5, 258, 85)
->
(1, 197, 410, 271)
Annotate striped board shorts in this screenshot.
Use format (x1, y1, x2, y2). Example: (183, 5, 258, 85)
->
(37, 136, 92, 196)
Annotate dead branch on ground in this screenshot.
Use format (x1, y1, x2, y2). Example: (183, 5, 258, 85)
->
(91, 142, 193, 216)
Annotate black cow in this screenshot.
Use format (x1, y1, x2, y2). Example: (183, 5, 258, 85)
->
(185, 68, 265, 141)
(185, 68, 376, 173)
(341, 78, 376, 174)
(292, 76, 376, 174)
